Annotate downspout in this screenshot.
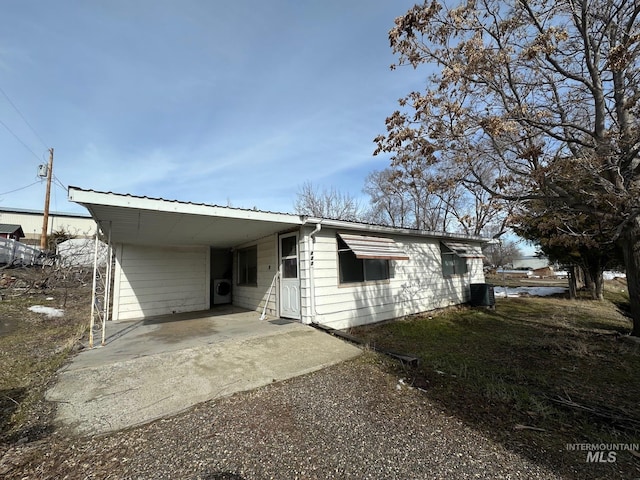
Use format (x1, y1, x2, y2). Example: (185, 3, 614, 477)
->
(308, 221, 322, 324)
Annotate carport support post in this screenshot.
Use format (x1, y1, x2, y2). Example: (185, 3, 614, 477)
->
(102, 224, 112, 346)
(89, 234, 99, 348)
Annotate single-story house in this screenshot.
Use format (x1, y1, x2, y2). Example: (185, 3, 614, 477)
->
(0, 224, 25, 241)
(68, 187, 489, 330)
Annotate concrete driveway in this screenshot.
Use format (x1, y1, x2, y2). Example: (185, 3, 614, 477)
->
(46, 307, 361, 436)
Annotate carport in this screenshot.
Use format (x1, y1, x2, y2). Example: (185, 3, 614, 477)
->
(46, 306, 362, 436)
(68, 186, 308, 337)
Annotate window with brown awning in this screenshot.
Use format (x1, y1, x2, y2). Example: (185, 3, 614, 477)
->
(441, 241, 484, 258)
(337, 233, 409, 260)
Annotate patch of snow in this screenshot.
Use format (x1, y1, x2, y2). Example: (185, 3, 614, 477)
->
(28, 305, 64, 317)
(46, 297, 54, 301)
(604, 271, 626, 280)
(494, 286, 568, 298)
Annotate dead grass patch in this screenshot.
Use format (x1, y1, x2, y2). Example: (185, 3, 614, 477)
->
(0, 267, 89, 443)
(350, 286, 639, 478)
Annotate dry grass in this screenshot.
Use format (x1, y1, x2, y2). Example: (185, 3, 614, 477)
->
(0, 266, 89, 443)
(350, 280, 639, 477)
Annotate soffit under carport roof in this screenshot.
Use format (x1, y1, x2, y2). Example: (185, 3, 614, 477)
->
(68, 187, 304, 248)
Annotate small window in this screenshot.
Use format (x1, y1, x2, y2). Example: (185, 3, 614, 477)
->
(237, 246, 257, 286)
(338, 237, 390, 284)
(440, 243, 468, 276)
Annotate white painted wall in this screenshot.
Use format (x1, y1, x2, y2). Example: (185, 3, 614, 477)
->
(112, 244, 209, 321)
(108, 226, 484, 327)
(304, 228, 485, 330)
(232, 234, 279, 317)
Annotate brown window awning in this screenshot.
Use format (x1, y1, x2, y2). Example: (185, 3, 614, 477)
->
(442, 241, 484, 258)
(338, 233, 409, 260)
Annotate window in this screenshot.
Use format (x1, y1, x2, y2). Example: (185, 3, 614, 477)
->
(237, 246, 257, 286)
(440, 243, 468, 276)
(280, 235, 298, 279)
(338, 236, 390, 284)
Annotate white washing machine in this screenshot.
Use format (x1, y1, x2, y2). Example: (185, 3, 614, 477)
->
(213, 278, 232, 304)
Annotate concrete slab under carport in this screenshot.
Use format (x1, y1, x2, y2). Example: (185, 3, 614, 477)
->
(46, 307, 362, 436)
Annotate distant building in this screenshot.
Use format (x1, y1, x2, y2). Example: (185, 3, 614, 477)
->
(0, 207, 96, 245)
(512, 255, 549, 270)
(0, 224, 25, 241)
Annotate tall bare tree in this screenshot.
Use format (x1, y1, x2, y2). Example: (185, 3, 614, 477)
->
(375, 0, 640, 335)
(294, 181, 363, 221)
(363, 169, 411, 227)
(483, 238, 522, 269)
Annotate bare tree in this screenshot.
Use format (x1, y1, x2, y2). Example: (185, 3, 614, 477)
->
(483, 239, 521, 269)
(364, 164, 510, 235)
(375, 0, 640, 335)
(362, 169, 411, 227)
(294, 181, 363, 221)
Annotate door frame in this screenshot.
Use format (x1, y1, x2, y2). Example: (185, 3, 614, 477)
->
(278, 232, 301, 320)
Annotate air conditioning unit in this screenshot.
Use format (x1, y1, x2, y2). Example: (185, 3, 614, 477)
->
(470, 283, 496, 307)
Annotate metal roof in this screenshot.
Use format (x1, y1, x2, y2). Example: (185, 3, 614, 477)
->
(68, 186, 305, 247)
(0, 224, 25, 237)
(68, 186, 491, 248)
(313, 218, 489, 243)
(338, 233, 410, 260)
(0, 206, 91, 218)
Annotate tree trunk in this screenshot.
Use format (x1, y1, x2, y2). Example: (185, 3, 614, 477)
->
(592, 270, 604, 301)
(620, 217, 640, 337)
(576, 267, 585, 289)
(568, 265, 578, 299)
(584, 269, 595, 299)
(581, 263, 605, 301)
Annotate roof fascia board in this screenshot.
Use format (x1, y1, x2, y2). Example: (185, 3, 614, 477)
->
(303, 217, 490, 243)
(68, 187, 304, 225)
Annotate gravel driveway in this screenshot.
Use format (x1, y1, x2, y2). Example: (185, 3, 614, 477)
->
(0, 355, 601, 479)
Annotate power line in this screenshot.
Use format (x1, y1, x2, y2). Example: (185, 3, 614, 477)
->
(0, 84, 48, 149)
(53, 174, 67, 191)
(0, 117, 42, 161)
(0, 181, 40, 196)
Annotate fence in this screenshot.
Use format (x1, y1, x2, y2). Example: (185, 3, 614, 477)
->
(0, 237, 43, 266)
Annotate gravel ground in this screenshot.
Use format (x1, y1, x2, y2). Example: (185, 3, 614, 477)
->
(0, 356, 621, 479)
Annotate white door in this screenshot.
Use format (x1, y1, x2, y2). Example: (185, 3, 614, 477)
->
(279, 233, 301, 319)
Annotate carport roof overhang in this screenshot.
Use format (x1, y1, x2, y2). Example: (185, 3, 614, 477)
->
(68, 187, 305, 248)
(68, 186, 491, 249)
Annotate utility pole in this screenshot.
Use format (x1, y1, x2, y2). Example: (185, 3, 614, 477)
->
(40, 148, 54, 250)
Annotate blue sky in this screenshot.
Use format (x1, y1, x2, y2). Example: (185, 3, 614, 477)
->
(0, 0, 425, 215)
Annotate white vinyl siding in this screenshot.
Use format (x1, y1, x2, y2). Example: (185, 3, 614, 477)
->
(233, 234, 279, 316)
(306, 228, 485, 330)
(112, 244, 209, 321)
